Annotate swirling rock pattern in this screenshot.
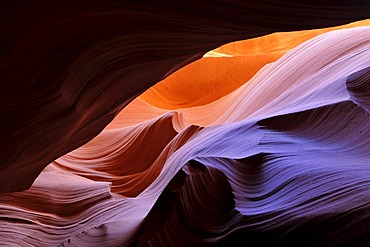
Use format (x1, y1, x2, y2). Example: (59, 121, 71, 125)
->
(1, 1, 370, 246)
(1, 0, 370, 193)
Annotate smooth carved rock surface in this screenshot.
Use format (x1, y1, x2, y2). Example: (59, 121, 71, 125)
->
(1, 0, 370, 193)
(1, 1, 370, 246)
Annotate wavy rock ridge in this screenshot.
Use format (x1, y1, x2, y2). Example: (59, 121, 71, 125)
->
(1, 1, 370, 246)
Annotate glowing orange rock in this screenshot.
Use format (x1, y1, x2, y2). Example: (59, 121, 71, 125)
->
(140, 19, 370, 110)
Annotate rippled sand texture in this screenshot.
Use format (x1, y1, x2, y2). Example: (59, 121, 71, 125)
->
(1, 1, 370, 247)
